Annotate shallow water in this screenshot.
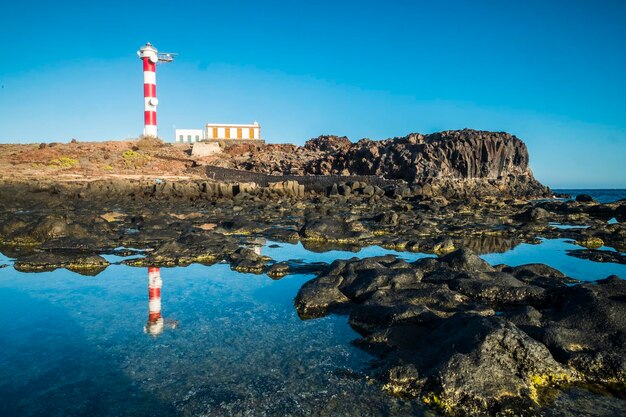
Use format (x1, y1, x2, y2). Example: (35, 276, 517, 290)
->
(481, 238, 626, 281)
(0, 238, 625, 416)
(548, 222, 590, 230)
(0, 260, 424, 417)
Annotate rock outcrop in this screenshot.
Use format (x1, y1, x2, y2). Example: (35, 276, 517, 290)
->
(305, 130, 532, 181)
(295, 249, 626, 416)
(222, 129, 549, 198)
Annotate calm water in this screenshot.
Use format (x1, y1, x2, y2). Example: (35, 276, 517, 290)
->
(0, 239, 625, 416)
(553, 189, 626, 203)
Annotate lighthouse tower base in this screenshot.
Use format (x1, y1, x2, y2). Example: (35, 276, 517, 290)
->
(144, 126, 158, 137)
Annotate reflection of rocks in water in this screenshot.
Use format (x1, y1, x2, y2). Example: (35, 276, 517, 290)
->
(13, 252, 109, 276)
(243, 237, 266, 256)
(145, 267, 177, 337)
(461, 236, 522, 254)
(567, 249, 626, 265)
(228, 247, 269, 273)
(267, 260, 329, 279)
(301, 239, 362, 253)
(266, 261, 291, 279)
(125, 232, 240, 267)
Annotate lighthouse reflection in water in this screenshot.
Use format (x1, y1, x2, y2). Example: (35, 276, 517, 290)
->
(145, 266, 178, 336)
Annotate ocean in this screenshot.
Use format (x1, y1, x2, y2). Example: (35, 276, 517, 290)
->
(553, 189, 626, 203)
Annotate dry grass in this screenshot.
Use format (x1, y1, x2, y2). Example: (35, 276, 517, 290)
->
(0, 138, 192, 180)
(136, 135, 165, 150)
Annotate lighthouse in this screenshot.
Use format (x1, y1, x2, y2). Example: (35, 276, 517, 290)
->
(137, 43, 176, 137)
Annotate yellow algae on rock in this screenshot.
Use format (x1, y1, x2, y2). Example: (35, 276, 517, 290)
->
(528, 372, 573, 403)
(421, 392, 453, 414)
(576, 237, 604, 249)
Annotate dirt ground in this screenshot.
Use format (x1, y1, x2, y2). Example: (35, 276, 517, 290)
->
(0, 137, 201, 181)
(0, 137, 310, 182)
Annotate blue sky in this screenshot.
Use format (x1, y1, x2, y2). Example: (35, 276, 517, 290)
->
(1, 0, 625, 188)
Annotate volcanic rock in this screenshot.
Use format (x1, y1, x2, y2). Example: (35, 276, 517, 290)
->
(510, 276, 626, 384)
(376, 314, 573, 416)
(575, 194, 596, 203)
(295, 249, 625, 415)
(222, 129, 550, 198)
(516, 207, 552, 223)
(299, 217, 373, 242)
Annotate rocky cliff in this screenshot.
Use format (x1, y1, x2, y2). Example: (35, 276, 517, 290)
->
(221, 129, 549, 198)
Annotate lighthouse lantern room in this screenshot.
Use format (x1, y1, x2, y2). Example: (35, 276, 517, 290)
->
(137, 42, 176, 137)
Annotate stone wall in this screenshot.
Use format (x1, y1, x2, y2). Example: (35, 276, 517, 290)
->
(204, 166, 402, 192)
(191, 142, 221, 157)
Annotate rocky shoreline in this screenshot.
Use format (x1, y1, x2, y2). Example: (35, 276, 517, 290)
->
(207, 129, 551, 199)
(0, 130, 624, 416)
(295, 250, 625, 416)
(0, 176, 623, 271)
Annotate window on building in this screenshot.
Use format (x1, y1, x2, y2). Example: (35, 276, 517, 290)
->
(195, 135, 200, 141)
(179, 135, 183, 141)
(187, 135, 191, 142)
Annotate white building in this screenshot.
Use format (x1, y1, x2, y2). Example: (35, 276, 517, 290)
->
(174, 122, 261, 142)
(174, 129, 204, 143)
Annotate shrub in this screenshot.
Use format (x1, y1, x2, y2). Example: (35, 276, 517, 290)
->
(136, 135, 164, 150)
(122, 149, 140, 166)
(49, 156, 79, 168)
(122, 149, 151, 169)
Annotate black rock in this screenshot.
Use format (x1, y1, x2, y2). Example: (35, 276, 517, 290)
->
(511, 276, 626, 384)
(447, 271, 547, 309)
(371, 314, 572, 416)
(349, 284, 493, 334)
(438, 247, 495, 272)
(299, 217, 372, 242)
(295, 269, 349, 319)
(575, 194, 595, 203)
(502, 263, 579, 289)
(294, 249, 625, 415)
(515, 207, 552, 223)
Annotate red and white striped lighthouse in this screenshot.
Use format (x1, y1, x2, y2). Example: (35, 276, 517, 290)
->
(145, 266, 164, 336)
(138, 43, 159, 137)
